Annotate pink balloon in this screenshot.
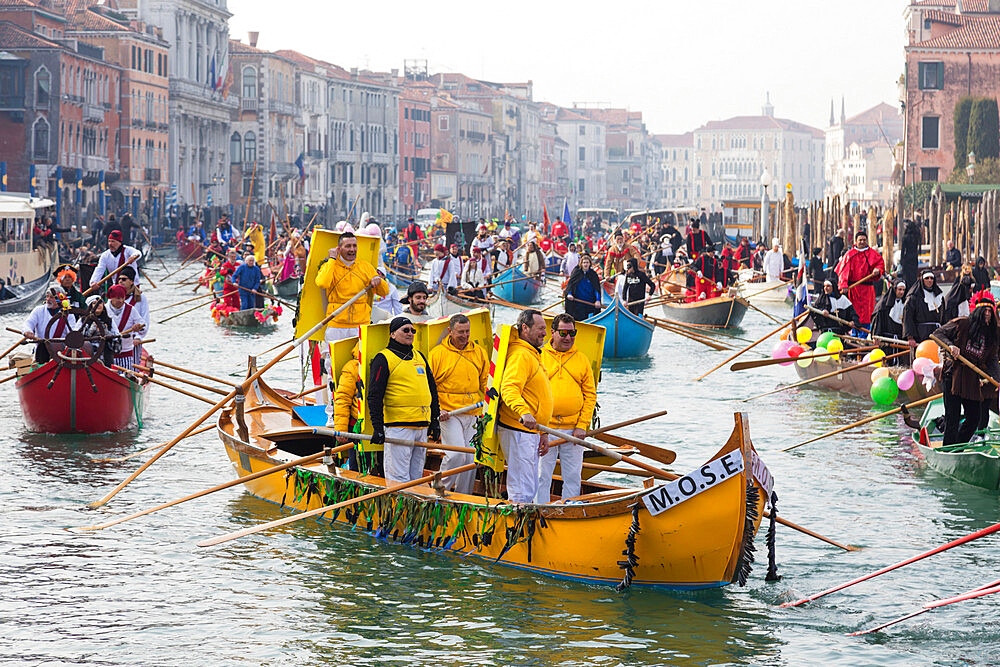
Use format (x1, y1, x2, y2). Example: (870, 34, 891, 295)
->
(896, 369, 915, 391)
(772, 340, 795, 366)
(912, 357, 931, 375)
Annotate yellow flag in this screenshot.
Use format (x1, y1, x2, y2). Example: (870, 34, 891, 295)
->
(437, 208, 453, 225)
(248, 224, 266, 264)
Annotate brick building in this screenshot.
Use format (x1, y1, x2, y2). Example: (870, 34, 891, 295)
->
(398, 82, 431, 216)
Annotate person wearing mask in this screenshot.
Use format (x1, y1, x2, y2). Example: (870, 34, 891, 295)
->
(812, 280, 860, 335)
(536, 313, 596, 503)
(23, 285, 78, 363)
(497, 309, 553, 503)
(90, 230, 142, 289)
(430, 313, 489, 494)
(428, 243, 461, 295)
(903, 271, 944, 346)
(564, 254, 603, 322)
(366, 317, 441, 484)
(232, 254, 263, 311)
(933, 291, 1000, 445)
(615, 258, 657, 316)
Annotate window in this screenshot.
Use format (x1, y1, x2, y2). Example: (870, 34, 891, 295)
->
(578, 178, 585, 193)
(578, 146, 585, 162)
(921, 116, 940, 149)
(438, 115, 449, 131)
(34, 66, 49, 107)
(918, 62, 943, 90)
(229, 132, 241, 163)
(242, 66, 257, 98)
(578, 125, 585, 136)
(32, 117, 49, 159)
(243, 131, 256, 163)
(921, 167, 939, 182)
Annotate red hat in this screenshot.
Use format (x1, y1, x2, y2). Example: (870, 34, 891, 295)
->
(971, 289, 996, 311)
(434, 243, 446, 253)
(107, 284, 127, 299)
(108, 230, 123, 242)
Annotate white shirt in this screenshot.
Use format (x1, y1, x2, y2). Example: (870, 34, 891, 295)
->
(463, 256, 490, 290)
(494, 249, 513, 273)
(561, 251, 580, 277)
(471, 236, 493, 254)
(762, 249, 784, 282)
(429, 255, 462, 291)
(105, 301, 146, 354)
(127, 290, 151, 336)
(90, 245, 142, 287)
(24, 305, 78, 338)
(374, 284, 404, 318)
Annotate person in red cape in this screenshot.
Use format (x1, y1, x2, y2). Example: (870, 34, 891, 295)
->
(835, 230, 884, 330)
(551, 217, 568, 239)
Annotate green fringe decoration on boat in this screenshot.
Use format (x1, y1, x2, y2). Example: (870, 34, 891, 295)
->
(616, 503, 640, 591)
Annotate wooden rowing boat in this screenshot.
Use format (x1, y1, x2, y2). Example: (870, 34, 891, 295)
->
(914, 398, 1000, 490)
(424, 290, 493, 318)
(660, 295, 748, 328)
(214, 366, 770, 590)
(178, 239, 203, 261)
(792, 356, 938, 402)
(215, 306, 280, 329)
(491, 266, 542, 305)
(585, 295, 653, 358)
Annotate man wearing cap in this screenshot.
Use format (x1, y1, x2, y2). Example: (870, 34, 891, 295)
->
(367, 317, 441, 483)
(470, 225, 494, 255)
(429, 243, 461, 295)
(536, 313, 596, 503)
(316, 231, 389, 343)
(462, 246, 490, 300)
(399, 281, 432, 323)
(117, 266, 149, 364)
(497, 309, 553, 503)
(56, 266, 86, 308)
(105, 284, 145, 372)
(430, 313, 488, 494)
(835, 230, 885, 331)
(23, 285, 78, 363)
(232, 254, 263, 311)
(402, 217, 424, 250)
(686, 219, 713, 258)
(90, 230, 142, 289)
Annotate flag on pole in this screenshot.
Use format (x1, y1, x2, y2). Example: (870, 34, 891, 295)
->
(209, 54, 217, 90)
(437, 208, 453, 225)
(295, 152, 305, 183)
(75, 168, 82, 205)
(29, 164, 36, 197)
(562, 200, 573, 239)
(0, 162, 6, 192)
(542, 203, 550, 235)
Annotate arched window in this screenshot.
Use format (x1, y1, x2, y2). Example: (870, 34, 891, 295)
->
(243, 131, 256, 163)
(32, 117, 49, 159)
(34, 66, 50, 107)
(230, 132, 241, 163)
(242, 66, 257, 98)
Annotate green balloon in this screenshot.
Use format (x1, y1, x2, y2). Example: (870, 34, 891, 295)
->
(870, 376, 899, 405)
(817, 331, 837, 348)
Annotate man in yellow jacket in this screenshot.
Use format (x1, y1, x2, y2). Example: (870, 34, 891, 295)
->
(498, 309, 553, 503)
(430, 313, 489, 494)
(367, 316, 441, 483)
(536, 313, 596, 502)
(333, 340, 366, 470)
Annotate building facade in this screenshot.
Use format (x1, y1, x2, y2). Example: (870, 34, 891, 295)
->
(398, 82, 431, 215)
(548, 104, 607, 210)
(655, 132, 694, 207)
(824, 101, 902, 204)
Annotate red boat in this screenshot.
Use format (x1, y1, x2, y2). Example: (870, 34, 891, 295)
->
(178, 238, 204, 261)
(14, 310, 152, 433)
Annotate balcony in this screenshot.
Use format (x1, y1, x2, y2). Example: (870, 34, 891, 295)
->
(241, 97, 258, 111)
(144, 168, 161, 182)
(83, 103, 103, 123)
(272, 161, 297, 177)
(307, 149, 324, 160)
(82, 155, 106, 170)
(268, 99, 297, 116)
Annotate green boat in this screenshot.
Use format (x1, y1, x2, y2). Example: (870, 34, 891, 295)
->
(914, 398, 1000, 490)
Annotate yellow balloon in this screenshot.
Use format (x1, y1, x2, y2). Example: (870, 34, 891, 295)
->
(796, 326, 813, 344)
(827, 339, 844, 354)
(870, 348, 886, 368)
(871, 367, 890, 382)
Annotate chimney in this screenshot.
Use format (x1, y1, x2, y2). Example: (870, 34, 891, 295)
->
(248, 31, 259, 48)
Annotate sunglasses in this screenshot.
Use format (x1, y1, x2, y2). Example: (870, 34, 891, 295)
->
(556, 329, 577, 337)
(400, 327, 416, 334)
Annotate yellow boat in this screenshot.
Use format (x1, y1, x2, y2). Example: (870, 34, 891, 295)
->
(217, 364, 770, 591)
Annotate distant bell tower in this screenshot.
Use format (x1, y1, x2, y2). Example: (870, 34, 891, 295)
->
(762, 92, 774, 117)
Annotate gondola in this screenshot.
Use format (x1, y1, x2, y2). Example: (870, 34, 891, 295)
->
(424, 290, 492, 318)
(215, 366, 772, 591)
(13, 312, 152, 433)
(213, 304, 281, 329)
(585, 295, 653, 358)
(272, 275, 302, 301)
(0, 269, 54, 315)
(914, 398, 1000, 490)
(660, 295, 749, 328)
(491, 266, 542, 305)
(177, 238, 204, 261)
(792, 354, 938, 402)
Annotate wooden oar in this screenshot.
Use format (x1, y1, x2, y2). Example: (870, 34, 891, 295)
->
(0, 336, 26, 364)
(88, 287, 372, 508)
(288, 384, 325, 401)
(730, 345, 879, 371)
(134, 365, 229, 396)
(92, 424, 216, 463)
(158, 297, 216, 324)
(113, 366, 216, 404)
(139, 268, 158, 289)
(693, 312, 807, 381)
(743, 298, 784, 325)
(847, 271, 878, 291)
(645, 316, 732, 351)
(77, 446, 354, 530)
(151, 290, 217, 312)
(805, 305, 868, 334)
(782, 393, 942, 452)
(197, 463, 478, 548)
(236, 285, 297, 309)
(547, 411, 668, 447)
(255, 337, 294, 357)
(931, 334, 1000, 388)
(160, 253, 201, 281)
(742, 280, 790, 300)
(740, 349, 908, 399)
(783, 520, 1000, 608)
(593, 432, 675, 464)
(82, 254, 139, 297)
(850, 576, 1000, 635)
(152, 360, 237, 388)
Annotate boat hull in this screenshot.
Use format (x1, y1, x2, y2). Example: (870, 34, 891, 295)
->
(178, 240, 203, 261)
(273, 276, 301, 300)
(492, 267, 542, 305)
(15, 358, 150, 433)
(0, 244, 57, 314)
(915, 398, 1000, 490)
(661, 296, 748, 328)
(425, 291, 491, 318)
(218, 308, 278, 328)
(793, 358, 937, 402)
(216, 377, 768, 591)
(585, 297, 653, 358)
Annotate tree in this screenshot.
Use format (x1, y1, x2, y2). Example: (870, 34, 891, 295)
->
(967, 97, 1000, 161)
(953, 96, 974, 170)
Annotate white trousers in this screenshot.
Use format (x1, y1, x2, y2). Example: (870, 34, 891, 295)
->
(536, 430, 584, 503)
(384, 427, 427, 484)
(499, 427, 540, 503)
(322, 325, 360, 417)
(440, 414, 478, 494)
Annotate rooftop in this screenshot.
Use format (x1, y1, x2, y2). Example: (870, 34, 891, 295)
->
(0, 19, 60, 48)
(915, 12, 1000, 48)
(697, 115, 824, 138)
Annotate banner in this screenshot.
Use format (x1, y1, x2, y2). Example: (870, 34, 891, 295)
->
(641, 451, 744, 516)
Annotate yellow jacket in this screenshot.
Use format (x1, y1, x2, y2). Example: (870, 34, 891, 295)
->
(315, 256, 390, 327)
(541, 343, 596, 430)
(498, 333, 552, 433)
(429, 337, 488, 415)
(333, 358, 361, 433)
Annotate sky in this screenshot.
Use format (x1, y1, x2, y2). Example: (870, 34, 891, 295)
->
(229, 0, 905, 135)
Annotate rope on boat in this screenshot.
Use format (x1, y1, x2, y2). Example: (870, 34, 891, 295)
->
(765, 491, 780, 582)
(732, 482, 760, 586)
(616, 503, 641, 592)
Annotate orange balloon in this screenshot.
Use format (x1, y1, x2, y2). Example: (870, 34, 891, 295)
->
(915, 340, 940, 364)
(780, 330, 790, 341)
